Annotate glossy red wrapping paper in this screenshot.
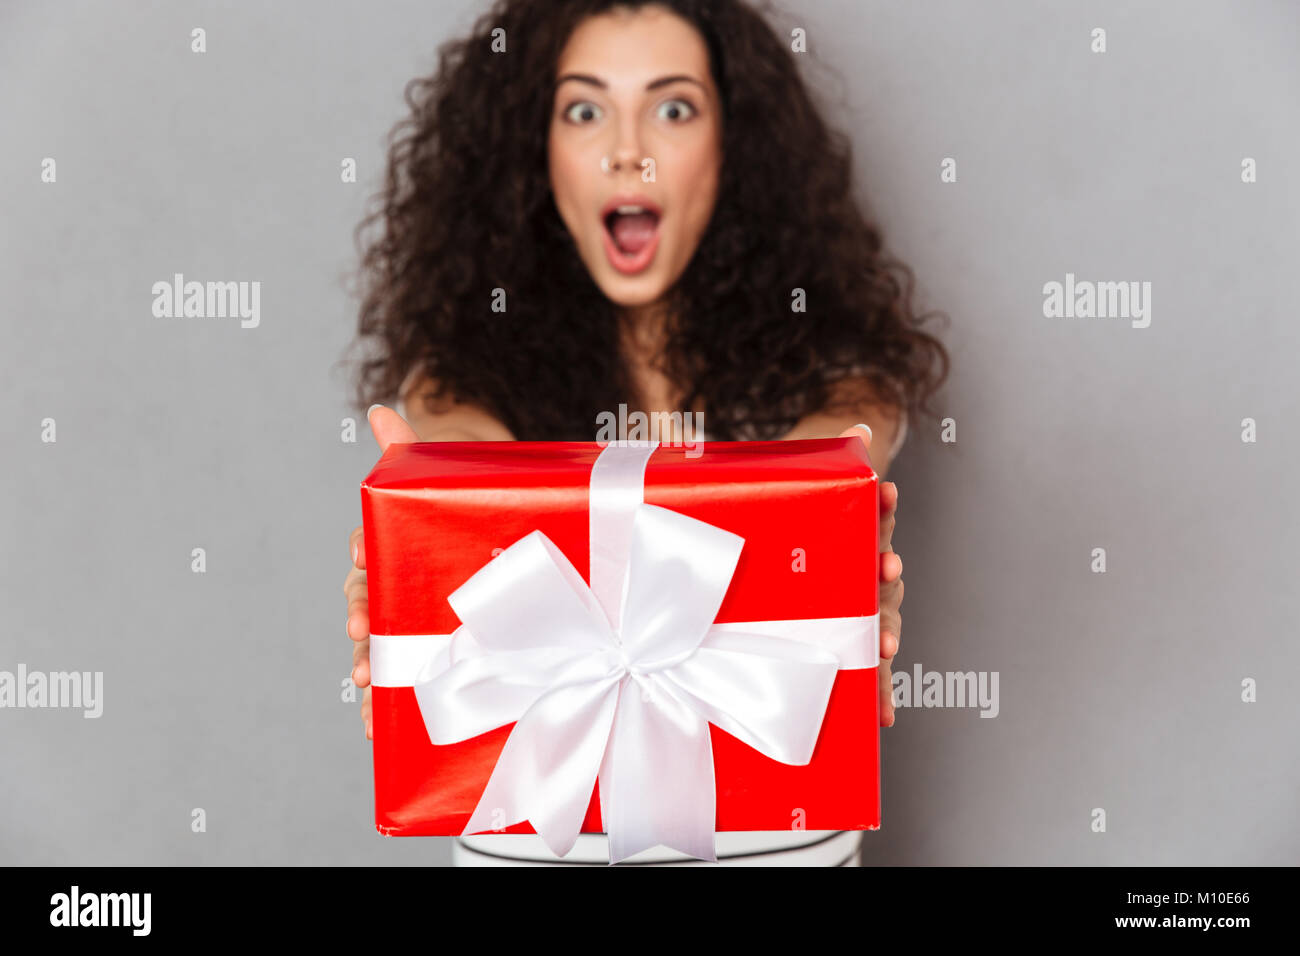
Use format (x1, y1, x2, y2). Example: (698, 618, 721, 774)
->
(360, 438, 880, 837)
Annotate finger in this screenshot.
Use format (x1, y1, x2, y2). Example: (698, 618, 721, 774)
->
(349, 525, 366, 570)
(878, 483, 897, 553)
(352, 637, 371, 688)
(880, 579, 902, 656)
(881, 479, 898, 514)
(880, 507, 895, 543)
(367, 403, 419, 453)
(881, 551, 902, 582)
(346, 597, 369, 643)
(344, 568, 370, 643)
(346, 591, 368, 620)
(344, 564, 367, 601)
(839, 423, 874, 468)
(879, 658, 895, 727)
(362, 687, 373, 740)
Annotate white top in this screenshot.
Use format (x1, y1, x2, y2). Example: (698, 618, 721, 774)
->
(453, 829, 864, 866)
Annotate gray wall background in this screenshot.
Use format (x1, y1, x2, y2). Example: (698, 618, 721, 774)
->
(2, 0, 1296, 865)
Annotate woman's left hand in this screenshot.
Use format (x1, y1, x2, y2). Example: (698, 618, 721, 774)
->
(840, 425, 903, 727)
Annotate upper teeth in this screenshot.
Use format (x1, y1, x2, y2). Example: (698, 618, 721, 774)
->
(615, 205, 646, 215)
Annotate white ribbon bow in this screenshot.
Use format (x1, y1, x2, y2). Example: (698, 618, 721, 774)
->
(412, 500, 843, 864)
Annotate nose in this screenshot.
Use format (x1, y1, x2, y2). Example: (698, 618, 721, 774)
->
(607, 114, 643, 175)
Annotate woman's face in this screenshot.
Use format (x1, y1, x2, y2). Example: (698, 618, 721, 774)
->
(548, 4, 723, 311)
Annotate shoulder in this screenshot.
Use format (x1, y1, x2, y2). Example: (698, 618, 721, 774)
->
(819, 372, 909, 469)
(827, 373, 908, 442)
(398, 368, 515, 441)
(888, 405, 910, 459)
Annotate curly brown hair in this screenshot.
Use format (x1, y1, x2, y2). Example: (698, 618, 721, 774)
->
(346, 0, 949, 441)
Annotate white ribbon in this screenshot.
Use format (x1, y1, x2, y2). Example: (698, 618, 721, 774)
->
(370, 440, 878, 864)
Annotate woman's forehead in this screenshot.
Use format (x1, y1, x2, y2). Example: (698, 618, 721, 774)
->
(555, 6, 712, 87)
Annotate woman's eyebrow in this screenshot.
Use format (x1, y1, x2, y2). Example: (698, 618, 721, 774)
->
(644, 74, 707, 93)
(555, 73, 708, 93)
(556, 72, 607, 90)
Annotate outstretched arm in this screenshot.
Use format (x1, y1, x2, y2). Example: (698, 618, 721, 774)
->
(345, 376, 515, 739)
(781, 382, 905, 728)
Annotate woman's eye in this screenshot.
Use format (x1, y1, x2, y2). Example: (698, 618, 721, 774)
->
(563, 101, 603, 124)
(656, 98, 696, 122)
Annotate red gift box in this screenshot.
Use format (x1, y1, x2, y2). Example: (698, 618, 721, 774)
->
(360, 438, 880, 859)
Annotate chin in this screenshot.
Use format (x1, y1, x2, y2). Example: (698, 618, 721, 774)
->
(592, 270, 673, 308)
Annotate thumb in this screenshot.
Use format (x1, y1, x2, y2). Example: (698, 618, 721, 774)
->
(367, 403, 419, 452)
(839, 423, 874, 465)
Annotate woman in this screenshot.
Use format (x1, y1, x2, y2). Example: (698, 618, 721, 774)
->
(343, 0, 948, 865)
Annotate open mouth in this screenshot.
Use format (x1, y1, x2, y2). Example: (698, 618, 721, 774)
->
(601, 200, 661, 274)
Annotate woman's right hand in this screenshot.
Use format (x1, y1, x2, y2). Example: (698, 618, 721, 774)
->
(345, 404, 419, 739)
